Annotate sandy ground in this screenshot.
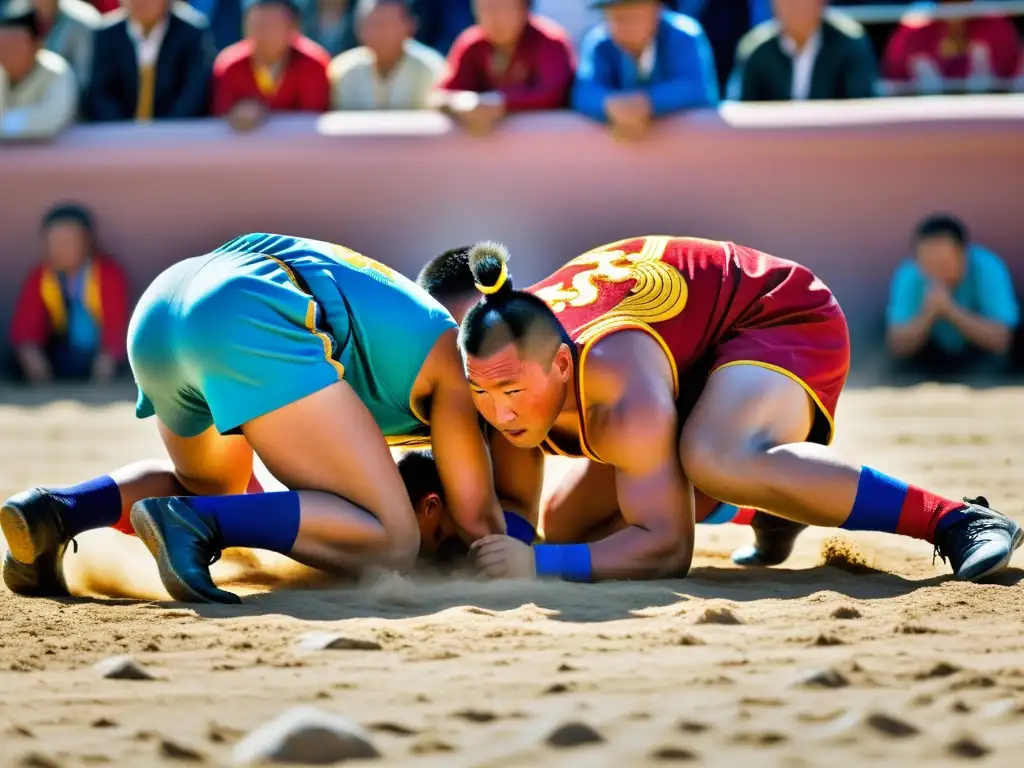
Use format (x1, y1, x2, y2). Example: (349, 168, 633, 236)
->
(1, 383, 1023, 767)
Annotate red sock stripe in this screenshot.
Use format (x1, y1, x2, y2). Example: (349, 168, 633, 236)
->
(897, 485, 965, 543)
(732, 507, 756, 526)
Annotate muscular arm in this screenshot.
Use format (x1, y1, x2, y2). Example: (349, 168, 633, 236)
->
(489, 430, 545, 527)
(428, 330, 506, 541)
(574, 332, 694, 580)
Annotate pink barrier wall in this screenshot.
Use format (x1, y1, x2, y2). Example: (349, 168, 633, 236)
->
(1, 96, 1021, 360)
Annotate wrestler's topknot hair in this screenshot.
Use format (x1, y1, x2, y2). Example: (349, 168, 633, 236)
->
(416, 246, 476, 301)
(459, 242, 571, 365)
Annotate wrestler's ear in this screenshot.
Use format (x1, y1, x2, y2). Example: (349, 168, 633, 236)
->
(422, 493, 442, 519)
(553, 344, 573, 382)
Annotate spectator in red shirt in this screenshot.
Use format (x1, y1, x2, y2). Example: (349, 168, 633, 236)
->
(212, 0, 331, 131)
(9, 204, 129, 385)
(882, 0, 1022, 95)
(431, 0, 574, 135)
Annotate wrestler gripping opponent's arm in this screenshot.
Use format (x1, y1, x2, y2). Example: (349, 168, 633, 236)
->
(418, 327, 507, 543)
(459, 244, 696, 581)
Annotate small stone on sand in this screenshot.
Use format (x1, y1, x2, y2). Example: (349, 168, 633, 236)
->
(18, 754, 61, 768)
(296, 633, 382, 652)
(546, 722, 604, 748)
(695, 607, 743, 625)
(792, 667, 849, 689)
(864, 712, 919, 738)
(231, 707, 379, 765)
(947, 735, 990, 759)
(159, 739, 204, 762)
(830, 606, 861, 620)
(650, 746, 698, 761)
(90, 717, 117, 728)
(94, 656, 156, 681)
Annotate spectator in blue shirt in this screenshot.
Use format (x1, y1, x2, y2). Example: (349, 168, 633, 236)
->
(572, 0, 719, 141)
(887, 214, 1019, 375)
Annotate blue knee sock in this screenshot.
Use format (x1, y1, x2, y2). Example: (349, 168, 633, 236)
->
(188, 492, 301, 554)
(51, 476, 123, 537)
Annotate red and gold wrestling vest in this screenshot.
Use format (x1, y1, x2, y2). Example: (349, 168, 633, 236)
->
(528, 236, 847, 460)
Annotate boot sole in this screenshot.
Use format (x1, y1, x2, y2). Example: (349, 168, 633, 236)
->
(1, 500, 42, 565)
(958, 525, 1024, 582)
(130, 501, 213, 604)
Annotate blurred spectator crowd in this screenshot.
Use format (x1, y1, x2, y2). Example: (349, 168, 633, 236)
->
(1, 0, 1022, 383)
(2, 0, 1024, 141)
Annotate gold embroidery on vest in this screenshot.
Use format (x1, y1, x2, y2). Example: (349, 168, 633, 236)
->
(534, 236, 689, 325)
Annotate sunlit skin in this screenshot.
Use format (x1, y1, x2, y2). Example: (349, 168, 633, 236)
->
(467, 329, 699, 581)
(0, 27, 36, 83)
(916, 235, 966, 287)
(603, 0, 661, 58)
(123, 0, 170, 31)
(462, 312, 883, 583)
(772, 0, 824, 47)
(473, 0, 528, 52)
(245, 4, 297, 67)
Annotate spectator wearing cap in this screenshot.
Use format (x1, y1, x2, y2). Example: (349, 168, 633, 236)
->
(31, 0, 100, 92)
(573, 0, 718, 141)
(728, 0, 876, 102)
(432, 0, 574, 136)
(212, 0, 331, 131)
(412, 0, 472, 56)
(883, 0, 1022, 96)
(886, 214, 1020, 377)
(329, 0, 444, 109)
(9, 204, 129, 385)
(0, 0, 78, 140)
(85, 0, 213, 122)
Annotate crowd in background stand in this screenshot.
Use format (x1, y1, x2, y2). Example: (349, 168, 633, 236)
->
(1, 0, 1022, 382)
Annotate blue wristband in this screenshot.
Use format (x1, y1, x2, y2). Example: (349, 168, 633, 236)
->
(503, 510, 537, 545)
(534, 544, 593, 582)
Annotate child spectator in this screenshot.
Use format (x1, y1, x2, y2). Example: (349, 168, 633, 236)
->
(9, 204, 129, 385)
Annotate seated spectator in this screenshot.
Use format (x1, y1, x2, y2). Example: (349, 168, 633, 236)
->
(9, 204, 129, 385)
(432, 0, 574, 136)
(729, 0, 876, 101)
(882, 0, 1022, 95)
(298, 0, 357, 56)
(0, 0, 78, 140)
(572, 0, 718, 141)
(213, 0, 331, 131)
(887, 214, 1019, 377)
(189, 0, 245, 52)
(413, 0, 472, 55)
(85, 0, 213, 122)
(33, 0, 100, 91)
(329, 0, 445, 110)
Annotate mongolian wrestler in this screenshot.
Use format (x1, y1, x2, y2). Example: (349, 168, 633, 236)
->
(1, 233, 505, 603)
(416, 246, 797, 566)
(425, 238, 1021, 583)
